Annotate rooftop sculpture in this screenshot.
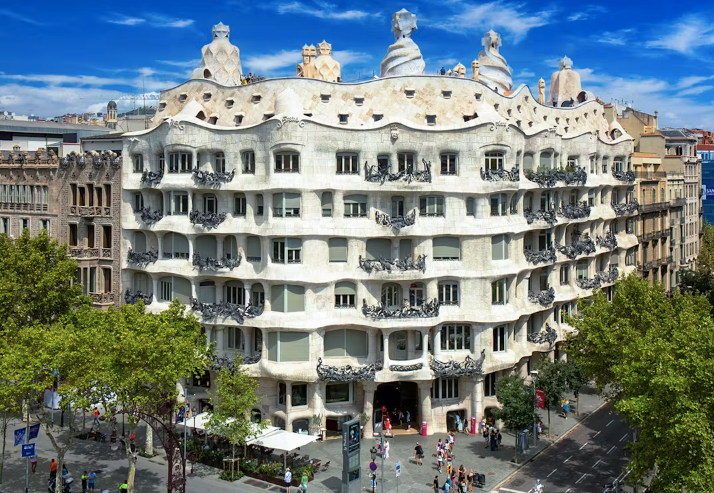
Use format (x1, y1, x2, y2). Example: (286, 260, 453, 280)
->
(548, 56, 594, 107)
(192, 22, 243, 86)
(477, 30, 512, 93)
(380, 9, 425, 77)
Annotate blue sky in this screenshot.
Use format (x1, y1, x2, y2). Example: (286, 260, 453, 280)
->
(2, 0, 714, 128)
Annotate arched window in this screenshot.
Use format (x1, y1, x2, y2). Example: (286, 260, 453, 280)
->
(163, 233, 189, 260)
(335, 281, 356, 308)
(195, 235, 217, 258)
(198, 280, 216, 303)
(381, 283, 402, 307)
(134, 231, 147, 252)
(409, 282, 425, 306)
(159, 276, 191, 303)
(133, 272, 149, 293)
(224, 236, 238, 260)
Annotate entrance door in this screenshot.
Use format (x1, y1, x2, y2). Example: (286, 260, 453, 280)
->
(374, 382, 418, 430)
(392, 331, 408, 360)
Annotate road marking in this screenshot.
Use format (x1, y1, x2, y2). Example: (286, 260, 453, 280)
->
(606, 419, 615, 427)
(498, 488, 529, 493)
(575, 473, 589, 484)
(547, 468, 557, 477)
(593, 459, 602, 468)
(593, 431, 601, 438)
(564, 455, 572, 463)
(607, 446, 617, 455)
(565, 490, 572, 493)
(620, 433, 629, 442)
(579, 442, 588, 450)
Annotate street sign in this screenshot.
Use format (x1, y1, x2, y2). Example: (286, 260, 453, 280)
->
(395, 462, 401, 477)
(369, 462, 377, 471)
(21, 443, 35, 458)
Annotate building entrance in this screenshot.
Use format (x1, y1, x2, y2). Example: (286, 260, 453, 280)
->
(374, 382, 419, 430)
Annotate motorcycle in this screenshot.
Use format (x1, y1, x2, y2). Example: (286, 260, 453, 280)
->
(48, 476, 73, 493)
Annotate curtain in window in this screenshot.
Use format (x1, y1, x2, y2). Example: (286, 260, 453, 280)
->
(173, 277, 192, 303)
(279, 332, 309, 361)
(433, 237, 460, 259)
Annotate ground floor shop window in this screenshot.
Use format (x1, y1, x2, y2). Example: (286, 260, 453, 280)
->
(432, 377, 459, 400)
(326, 382, 352, 404)
(293, 418, 310, 434)
(292, 383, 308, 407)
(485, 373, 497, 397)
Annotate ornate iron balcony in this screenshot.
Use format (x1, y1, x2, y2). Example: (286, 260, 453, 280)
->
(364, 159, 432, 184)
(612, 168, 635, 183)
(124, 289, 152, 305)
(524, 166, 587, 187)
(68, 247, 100, 259)
(127, 248, 158, 267)
(390, 363, 424, 372)
(611, 200, 640, 216)
(431, 349, 486, 378)
(524, 206, 558, 226)
(190, 298, 264, 324)
(528, 287, 555, 307)
(211, 353, 261, 371)
(316, 357, 383, 382)
(558, 201, 591, 220)
(358, 254, 427, 274)
(375, 209, 416, 230)
(480, 166, 520, 182)
(524, 247, 557, 265)
(637, 261, 653, 271)
(138, 207, 163, 225)
(192, 252, 242, 271)
(576, 277, 600, 290)
(596, 230, 618, 250)
(666, 255, 673, 264)
(527, 324, 558, 347)
(596, 265, 619, 285)
(140, 168, 164, 186)
(555, 230, 596, 259)
(189, 210, 227, 229)
(90, 292, 116, 305)
(361, 298, 439, 319)
(191, 168, 235, 186)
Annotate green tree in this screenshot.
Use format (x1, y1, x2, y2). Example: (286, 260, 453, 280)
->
(492, 373, 539, 464)
(205, 364, 265, 479)
(533, 358, 568, 431)
(566, 274, 714, 491)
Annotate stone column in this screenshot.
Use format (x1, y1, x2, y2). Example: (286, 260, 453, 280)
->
(285, 382, 293, 432)
(368, 330, 378, 363)
(156, 233, 164, 260)
(418, 382, 433, 433)
(421, 331, 430, 367)
(471, 376, 484, 424)
(383, 332, 390, 369)
(407, 330, 415, 360)
(187, 191, 193, 213)
(187, 236, 194, 260)
(362, 382, 378, 437)
(152, 276, 159, 304)
(240, 327, 251, 354)
(312, 382, 325, 435)
(426, 279, 439, 301)
(190, 281, 198, 299)
(433, 328, 442, 358)
(244, 284, 253, 306)
(216, 235, 225, 259)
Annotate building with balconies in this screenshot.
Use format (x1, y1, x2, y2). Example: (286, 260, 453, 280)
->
(696, 144, 714, 225)
(120, 18, 637, 435)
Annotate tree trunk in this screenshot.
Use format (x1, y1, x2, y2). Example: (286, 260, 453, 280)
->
(145, 420, 154, 456)
(125, 420, 138, 493)
(547, 406, 551, 434)
(38, 404, 76, 492)
(513, 432, 518, 464)
(0, 414, 8, 484)
(82, 408, 86, 436)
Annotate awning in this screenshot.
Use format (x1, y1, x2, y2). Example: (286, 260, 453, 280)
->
(247, 427, 318, 452)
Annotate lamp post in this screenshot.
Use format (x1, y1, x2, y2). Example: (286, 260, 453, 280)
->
(183, 388, 188, 482)
(530, 370, 539, 447)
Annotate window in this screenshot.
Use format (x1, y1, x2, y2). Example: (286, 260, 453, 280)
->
(292, 384, 308, 406)
(381, 283, 402, 307)
(86, 224, 95, 248)
(576, 261, 588, 280)
(540, 151, 553, 169)
(242, 151, 256, 173)
(560, 265, 570, 285)
(590, 155, 596, 174)
(540, 191, 553, 211)
(163, 232, 190, 259)
(485, 373, 498, 397)
(267, 332, 310, 361)
(567, 156, 578, 168)
(433, 237, 460, 260)
(366, 239, 391, 260)
(405, 89, 415, 98)
(319, 192, 333, 219)
(1, 218, 8, 235)
(491, 234, 509, 260)
(441, 154, 457, 175)
(203, 194, 217, 214)
(433, 378, 460, 400)
(273, 192, 301, 217)
(420, 196, 445, 217)
(510, 196, 519, 214)
(334, 281, 356, 308)
(336, 153, 359, 174)
(227, 327, 245, 350)
(225, 281, 245, 305)
(602, 156, 609, 174)
(275, 152, 299, 173)
(538, 230, 553, 251)
(438, 281, 459, 305)
(329, 237, 348, 262)
(233, 193, 247, 216)
(588, 190, 595, 207)
(158, 276, 191, 303)
(132, 154, 143, 173)
(626, 247, 636, 266)
(256, 195, 264, 216)
(523, 153, 534, 171)
(344, 194, 367, 217)
(69, 224, 78, 246)
(613, 158, 624, 173)
(493, 325, 507, 352)
(485, 151, 505, 170)
(409, 282, 425, 306)
(490, 194, 508, 216)
(102, 225, 111, 248)
(252, 285, 265, 306)
(271, 284, 305, 312)
(492, 278, 508, 305)
(440, 325, 470, 350)
(398, 153, 415, 173)
(168, 152, 192, 173)
(326, 382, 353, 404)
(373, 114, 383, 122)
(214, 152, 226, 173)
(426, 115, 436, 125)
(466, 198, 475, 216)
(272, 238, 302, 264)
(626, 218, 635, 234)
(134, 193, 144, 212)
(169, 191, 189, 215)
(41, 219, 50, 233)
(21, 218, 29, 232)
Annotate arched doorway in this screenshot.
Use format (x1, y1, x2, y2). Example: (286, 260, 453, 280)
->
(374, 382, 419, 430)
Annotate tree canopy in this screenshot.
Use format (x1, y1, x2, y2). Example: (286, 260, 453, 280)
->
(492, 373, 538, 463)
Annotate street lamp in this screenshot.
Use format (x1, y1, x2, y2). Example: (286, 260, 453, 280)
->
(530, 370, 539, 447)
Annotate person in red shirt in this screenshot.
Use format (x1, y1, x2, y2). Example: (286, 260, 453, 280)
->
(93, 408, 100, 427)
(49, 459, 58, 480)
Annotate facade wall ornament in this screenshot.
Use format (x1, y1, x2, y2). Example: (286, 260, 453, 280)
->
(190, 298, 264, 324)
(191, 168, 235, 186)
(527, 324, 558, 347)
(138, 207, 163, 225)
(141, 168, 164, 186)
(524, 206, 558, 226)
(276, 115, 305, 129)
(127, 248, 159, 267)
(555, 230, 596, 259)
(528, 287, 555, 306)
(558, 201, 591, 220)
(480, 166, 519, 181)
(611, 200, 639, 216)
(358, 254, 427, 274)
(390, 125, 399, 141)
(375, 209, 416, 230)
(192, 251, 242, 271)
(189, 210, 227, 229)
(524, 247, 557, 265)
(431, 350, 486, 378)
(390, 363, 423, 372)
(316, 357, 383, 382)
(124, 289, 153, 305)
(489, 121, 509, 131)
(595, 230, 618, 250)
(165, 117, 185, 131)
(362, 298, 439, 319)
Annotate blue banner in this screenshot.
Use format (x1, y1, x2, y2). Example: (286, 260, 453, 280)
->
(29, 423, 40, 440)
(14, 428, 26, 446)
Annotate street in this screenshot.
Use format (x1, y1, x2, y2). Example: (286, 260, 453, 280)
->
(496, 404, 632, 493)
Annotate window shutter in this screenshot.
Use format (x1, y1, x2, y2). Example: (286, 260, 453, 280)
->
(491, 235, 506, 260)
(523, 154, 534, 170)
(247, 236, 261, 258)
(195, 235, 216, 256)
(285, 193, 301, 208)
(286, 285, 305, 312)
(324, 330, 344, 357)
(335, 281, 356, 295)
(224, 236, 238, 258)
(271, 285, 285, 312)
(273, 193, 282, 209)
(268, 332, 278, 361)
(134, 232, 147, 252)
(433, 237, 460, 259)
(344, 194, 367, 204)
(198, 282, 216, 303)
(321, 192, 333, 208)
(329, 238, 348, 262)
(287, 238, 302, 249)
(366, 239, 392, 260)
(345, 329, 368, 357)
(279, 332, 309, 361)
(174, 234, 189, 256)
(133, 273, 148, 293)
(540, 152, 551, 168)
(399, 239, 413, 258)
(466, 198, 474, 215)
(173, 277, 192, 304)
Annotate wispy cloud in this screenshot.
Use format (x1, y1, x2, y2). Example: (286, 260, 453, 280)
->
(0, 74, 131, 87)
(106, 13, 194, 28)
(567, 5, 607, 22)
(516, 70, 535, 77)
(108, 16, 145, 26)
(676, 75, 714, 89)
(598, 29, 634, 46)
(429, 1, 553, 43)
(646, 15, 714, 54)
(157, 59, 201, 68)
(0, 8, 42, 25)
(243, 50, 301, 73)
(332, 51, 372, 67)
(679, 85, 714, 96)
(277, 2, 379, 20)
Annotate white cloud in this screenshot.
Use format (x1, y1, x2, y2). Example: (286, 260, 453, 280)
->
(567, 5, 607, 22)
(108, 17, 145, 26)
(676, 75, 714, 89)
(0, 84, 138, 118)
(106, 13, 194, 28)
(332, 51, 372, 67)
(0, 9, 43, 25)
(157, 59, 201, 68)
(429, 1, 554, 43)
(243, 51, 301, 74)
(598, 29, 633, 45)
(277, 2, 378, 20)
(646, 15, 714, 54)
(516, 70, 535, 77)
(679, 85, 714, 96)
(0, 74, 131, 87)
(435, 58, 459, 68)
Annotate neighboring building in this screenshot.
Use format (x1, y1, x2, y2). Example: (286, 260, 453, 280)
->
(106, 101, 118, 130)
(121, 19, 637, 435)
(690, 128, 713, 146)
(697, 144, 714, 225)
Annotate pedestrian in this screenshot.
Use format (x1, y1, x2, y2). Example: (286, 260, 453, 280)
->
(406, 411, 411, 431)
(414, 442, 424, 465)
(119, 480, 129, 492)
(457, 465, 465, 483)
(370, 471, 377, 493)
(443, 479, 450, 493)
(284, 466, 292, 493)
(62, 464, 69, 480)
(436, 438, 443, 452)
(440, 67, 446, 75)
(436, 448, 444, 472)
(397, 409, 404, 427)
(563, 400, 570, 420)
(30, 454, 38, 473)
(489, 428, 497, 451)
(497, 429, 502, 450)
(93, 408, 100, 427)
(537, 420, 542, 439)
(50, 459, 58, 481)
(301, 471, 308, 493)
(482, 425, 489, 449)
(480, 418, 487, 434)
(370, 444, 378, 462)
(433, 475, 439, 493)
(81, 471, 88, 493)
(460, 479, 467, 493)
(88, 470, 97, 492)
(467, 469, 474, 492)
(383, 440, 390, 460)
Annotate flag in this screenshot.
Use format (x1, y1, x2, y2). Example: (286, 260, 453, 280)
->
(14, 428, 26, 446)
(29, 424, 40, 440)
(535, 389, 546, 409)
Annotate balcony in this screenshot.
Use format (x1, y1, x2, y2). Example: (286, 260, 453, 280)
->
(190, 298, 264, 324)
(524, 206, 558, 226)
(0, 202, 49, 212)
(612, 168, 636, 183)
(555, 230, 596, 260)
(558, 201, 591, 220)
(375, 210, 416, 230)
(69, 206, 112, 218)
(634, 171, 666, 181)
(361, 298, 440, 319)
(527, 324, 558, 347)
(575, 277, 600, 290)
(140, 169, 164, 186)
(192, 168, 235, 186)
(138, 207, 163, 225)
(596, 230, 618, 250)
(597, 265, 619, 285)
(364, 160, 432, 184)
(316, 358, 382, 382)
(189, 210, 227, 229)
(523, 247, 557, 265)
(124, 289, 153, 305)
(524, 166, 587, 187)
(528, 287, 555, 307)
(480, 166, 519, 182)
(68, 247, 100, 259)
(612, 200, 640, 216)
(431, 351, 486, 378)
(637, 261, 653, 271)
(358, 255, 427, 274)
(192, 252, 242, 271)
(90, 292, 116, 305)
(127, 248, 159, 268)
(670, 197, 686, 207)
(639, 202, 669, 213)
(666, 255, 673, 264)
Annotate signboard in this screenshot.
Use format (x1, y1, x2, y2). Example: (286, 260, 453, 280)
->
(369, 462, 377, 472)
(347, 421, 360, 453)
(395, 462, 401, 477)
(14, 428, 26, 446)
(21, 443, 35, 458)
(29, 424, 40, 440)
(341, 418, 361, 493)
(536, 389, 546, 409)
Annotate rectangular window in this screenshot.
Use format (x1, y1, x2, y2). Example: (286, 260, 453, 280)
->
(160, 280, 173, 301)
(204, 195, 217, 214)
(292, 383, 308, 406)
(242, 151, 256, 173)
(256, 194, 264, 216)
(438, 282, 459, 305)
(440, 154, 457, 175)
(492, 279, 508, 305)
(432, 378, 459, 400)
(493, 325, 507, 352)
(102, 225, 112, 248)
(336, 153, 359, 174)
(321, 192, 333, 217)
(602, 157, 609, 174)
(491, 234, 509, 260)
(234, 194, 247, 216)
(588, 190, 595, 207)
(397, 153, 415, 173)
(626, 218, 635, 235)
(439, 325, 470, 350)
(227, 327, 245, 350)
(104, 185, 111, 207)
(485, 373, 498, 397)
(246, 236, 261, 262)
(490, 194, 508, 216)
(344, 194, 368, 217)
(133, 193, 144, 212)
(102, 268, 112, 293)
(132, 155, 144, 173)
(271, 285, 305, 312)
(274, 153, 300, 172)
(626, 247, 636, 266)
(560, 265, 570, 285)
(273, 192, 301, 217)
(69, 224, 78, 246)
(328, 237, 348, 262)
(268, 331, 310, 362)
(326, 382, 352, 404)
(171, 192, 189, 215)
(419, 196, 445, 217)
(169, 152, 192, 173)
(41, 219, 50, 233)
(87, 224, 95, 248)
(510, 196, 519, 214)
(576, 262, 588, 279)
(433, 237, 460, 260)
(89, 267, 96, 293)
(1, 218, 9, 235)
(21, 218, 29, 232)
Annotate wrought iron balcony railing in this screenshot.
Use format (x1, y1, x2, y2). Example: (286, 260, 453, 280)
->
(431, 350, 486, 378)
(189, 210, 227, 229)
(375, 209, 416, 230)
(69, 247, 100, 259)
(524, 166, 587, 187)
(361, 298, 439, 319)
(666, 255, 673, 264)
(596, 230, 618, 250)
(528, 287, 555, 307)
(211, 353, 261, 372)
(316, 357, 383, 382)
(555, 230, 596, 259)
(138, 207, 163, 225)
(524, 247, 557, 265)
(596, 265, 619, 285)
(124, 289, 153, 305)
(611, 200, 640, 216)
(140, 168, 164, 186)
(576, 277, 600, 290)
(670, 197, 686, 207)
(190, 298, 264, 324)
(480, 166, 519, 182)
(612, 168, 636, 183)
(558, 201, 591, 220)
(364, 159, 432, 184)
(527, 324, 558, 347)
(639, 201, 669, 213)
(358, 255, 427, 274)
(90, 292, 116, 305)
(192, 252, 242, 271)
(192, 168, 235, 186)
(127, 248, 158, 267)
(637, 261, 653, 271)
(524, 206, 558, 226)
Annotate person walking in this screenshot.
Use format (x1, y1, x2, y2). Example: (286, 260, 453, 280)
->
(433, 476, 440, 493)
(383, 440, 390, 460)
(459, 479, 467, 493)
(448, 432, 455, 453)
(30, 454, 37, 473)
(87, 470, 97, 492)
(436, 438, 443, 453)
(497, 429, 502, 450)
(284, 466, 293, 493)
(406, 411, 411, 431)
(457, 465, 466, 483)
(414, 442, 424, 465)
(482, 426, 489, 449)
(443, 478, 450, 493)
(370, 471, 377, 493)
(563, 400, 570, 420)
(436, 447, 444, 472)
(370, 444, 378, 462)
(49, 459, 58, 481)
(489, 428, 497, 451)
(93, 408, 100, 427)
(119, 480, 129, 492)
(467, 469, 474, 493)
(81, 471, 88, 493)
(301, 471, 308, 493)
